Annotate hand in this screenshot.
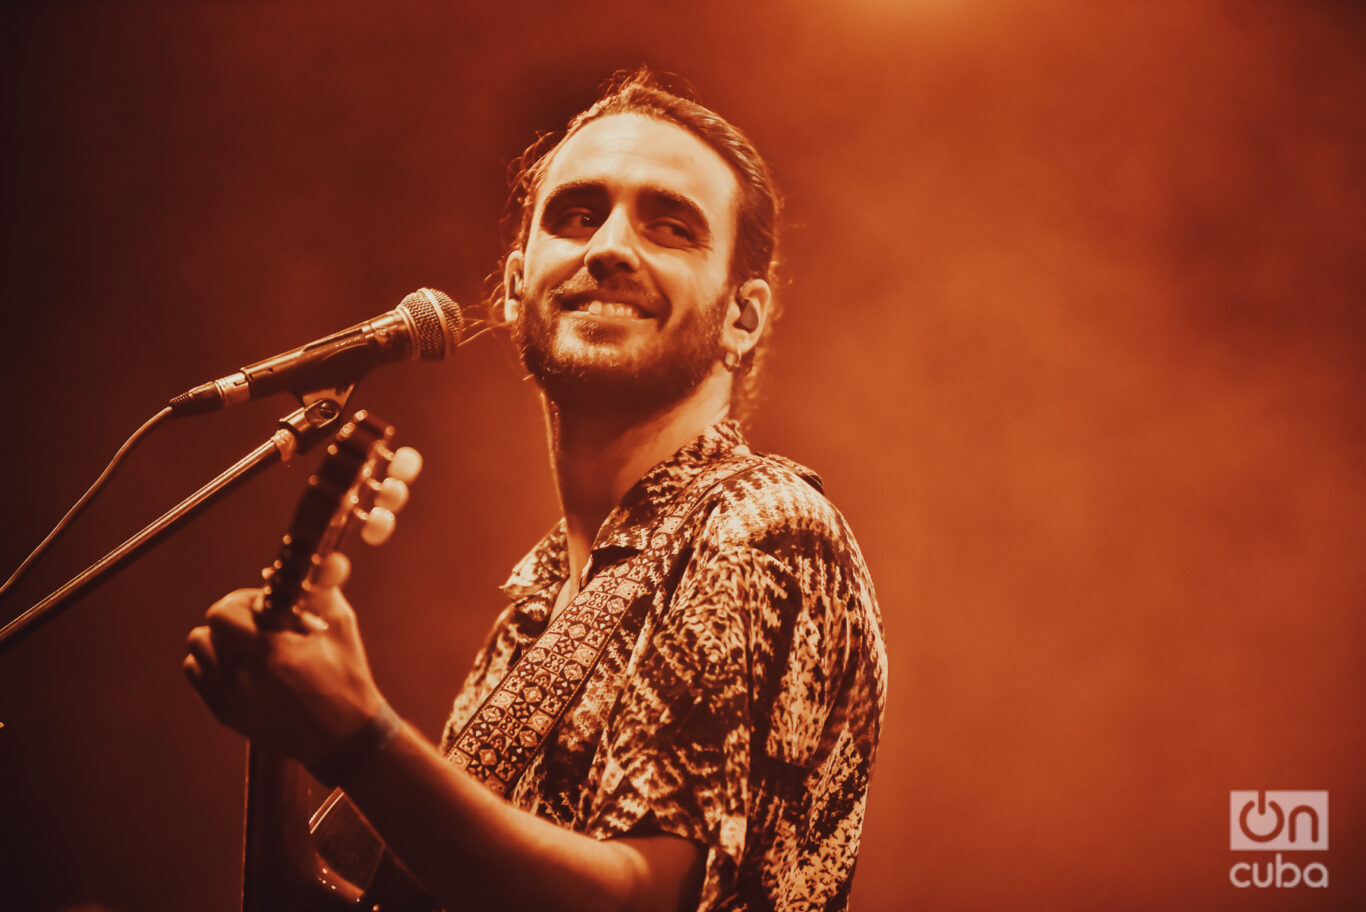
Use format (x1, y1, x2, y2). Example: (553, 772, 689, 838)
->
(183, 553, 384, 764)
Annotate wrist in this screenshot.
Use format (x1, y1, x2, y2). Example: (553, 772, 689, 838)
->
(308, 700, 405, 789)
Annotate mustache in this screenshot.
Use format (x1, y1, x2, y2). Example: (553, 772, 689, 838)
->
(549, 273, 665, 311)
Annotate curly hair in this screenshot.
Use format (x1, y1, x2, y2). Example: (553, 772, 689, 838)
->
(490, 68, 784, 419)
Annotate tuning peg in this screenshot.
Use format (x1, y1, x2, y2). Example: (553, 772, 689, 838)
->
(388, 446, 423, 484)
(375, 477, 410, 513)
(360, 507, 397, 546)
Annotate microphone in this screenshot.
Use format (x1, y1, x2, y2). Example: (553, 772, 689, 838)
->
(169, 288, 463, 416)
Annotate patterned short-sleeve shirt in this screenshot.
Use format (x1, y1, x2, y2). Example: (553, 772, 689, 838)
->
(441, 421, 887, 911)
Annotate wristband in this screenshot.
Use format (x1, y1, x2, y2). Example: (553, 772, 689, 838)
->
(309, 700, 404, 789)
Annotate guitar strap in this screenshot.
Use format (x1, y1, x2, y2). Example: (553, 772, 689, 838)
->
(444, 451, 764, 796)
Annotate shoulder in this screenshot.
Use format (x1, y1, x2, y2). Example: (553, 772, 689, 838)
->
(700, 454, 847, 545)
(678, 452, 887, 767)
(693, 453, 871, 591)
(679, 451, 882, 681)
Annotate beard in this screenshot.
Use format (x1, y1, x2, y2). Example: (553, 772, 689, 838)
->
(515, 273, 726, 417)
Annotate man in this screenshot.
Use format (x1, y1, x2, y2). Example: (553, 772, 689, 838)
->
(184, 72, 887, 912)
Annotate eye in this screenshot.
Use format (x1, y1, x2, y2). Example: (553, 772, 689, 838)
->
(647, 218, 696, 246)
(545, 206, 600, 237)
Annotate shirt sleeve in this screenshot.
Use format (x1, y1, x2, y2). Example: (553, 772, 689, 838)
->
(580, 499, 861, 911)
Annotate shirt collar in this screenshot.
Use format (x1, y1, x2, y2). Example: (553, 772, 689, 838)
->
(498, 518, 568, 602)
(497, 420, 751, 599)
(593, 419, 751, 554)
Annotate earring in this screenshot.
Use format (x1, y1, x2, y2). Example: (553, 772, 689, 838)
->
(723, 350, 740, 370)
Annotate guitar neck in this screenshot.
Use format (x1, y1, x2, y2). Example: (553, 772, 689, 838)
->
(241, 411, 393, 912)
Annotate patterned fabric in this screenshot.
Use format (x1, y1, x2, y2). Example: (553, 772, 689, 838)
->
(441, 422, 887, 911)
(445, 451, 763, 795)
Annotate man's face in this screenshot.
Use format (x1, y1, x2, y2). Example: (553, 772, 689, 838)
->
(512, 113, 740, 414)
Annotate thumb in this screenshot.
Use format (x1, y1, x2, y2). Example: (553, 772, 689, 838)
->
(293, 553, 353, 629)
(313, 552, 352, 589)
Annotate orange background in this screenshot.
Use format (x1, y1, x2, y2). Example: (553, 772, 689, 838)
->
(1, 2, 1362, 910)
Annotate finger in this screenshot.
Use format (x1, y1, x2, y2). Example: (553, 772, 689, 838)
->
(206, 592, 268, 662)
(208, 588, 264, 614)
(300, 556, 355, 627)
(182, 651, 232, 717)
(184, 626, 239, 725)
(184, 624, 219, 678)
(182, 644, 206, 689)
(313, 552, 351, 589)
(291, 605, 331, 633)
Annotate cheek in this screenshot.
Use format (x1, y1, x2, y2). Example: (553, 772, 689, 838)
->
(654, 259, 730, 321)
(522, 237, 583, 289)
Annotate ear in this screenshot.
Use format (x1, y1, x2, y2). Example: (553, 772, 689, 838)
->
(721, 278, 772, 359)
(502, 250, 525, 323)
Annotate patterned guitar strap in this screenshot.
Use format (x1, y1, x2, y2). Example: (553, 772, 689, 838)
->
(444, 451, 765, 796)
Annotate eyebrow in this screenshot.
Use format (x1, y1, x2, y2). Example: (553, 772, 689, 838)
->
(539, 179, 604, 216)
(539, 179, 714, 241)
(641, 187, 713, 241)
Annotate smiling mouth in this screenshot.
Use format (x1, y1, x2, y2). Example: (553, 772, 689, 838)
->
(563, 298, 652, 319)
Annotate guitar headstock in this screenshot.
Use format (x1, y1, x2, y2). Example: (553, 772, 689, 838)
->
(258, 410, 421, 626)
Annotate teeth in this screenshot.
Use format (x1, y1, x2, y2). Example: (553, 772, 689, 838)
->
(581, 300, 643, 318)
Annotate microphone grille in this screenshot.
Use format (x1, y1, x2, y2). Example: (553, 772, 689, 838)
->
(399, 288, 463, 359)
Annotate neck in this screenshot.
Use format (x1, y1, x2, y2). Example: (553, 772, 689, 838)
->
(545, 368, 733, 585)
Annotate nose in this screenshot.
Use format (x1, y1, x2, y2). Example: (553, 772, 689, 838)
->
(584, 205, 640, 278)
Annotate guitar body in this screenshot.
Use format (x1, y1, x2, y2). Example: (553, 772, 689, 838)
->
(241, 411, 437, 912)
(242, 748, 355, 912)
(243, 749, 437, 912)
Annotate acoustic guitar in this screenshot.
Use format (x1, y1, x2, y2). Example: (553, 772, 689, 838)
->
(241, 410, 437, 912)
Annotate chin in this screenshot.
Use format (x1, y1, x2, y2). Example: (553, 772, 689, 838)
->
(517, 302, 721, 415)
(525, 345, 706, 417)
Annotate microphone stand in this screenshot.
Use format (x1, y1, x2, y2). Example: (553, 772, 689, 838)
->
(0, 392, 351, 657)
